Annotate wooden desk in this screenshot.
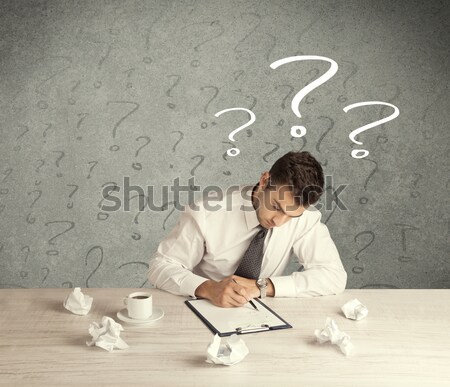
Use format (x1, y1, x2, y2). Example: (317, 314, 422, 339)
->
(0, 289, 449, 387)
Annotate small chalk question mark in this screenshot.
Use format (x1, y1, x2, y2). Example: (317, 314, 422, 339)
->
(52, 150, 65, 178)
(132, 136, 151, 171)
(85, 245, 103, 288)
(270, 55, 338, 138)
(214, 107, 256, 156)
(169, 130, 184, 168)
(66, 184, 79, 209)
(190, 155, 205, 176)
(343, 101, 400, 159)
(106, 101, 140, 151)
(353, 230, 375, 274)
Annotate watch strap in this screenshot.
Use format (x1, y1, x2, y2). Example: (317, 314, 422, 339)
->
(257, 278, 267, 298)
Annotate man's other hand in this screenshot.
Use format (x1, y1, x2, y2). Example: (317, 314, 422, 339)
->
(195, 276, 255, 307)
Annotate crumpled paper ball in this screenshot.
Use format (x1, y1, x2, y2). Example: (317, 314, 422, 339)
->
(63, 287, 93, 315)
(341, 299, 368, 320)
(86, 316, 129, 352)
(314, 317, 354, 356)
(206, 334, 249, 365)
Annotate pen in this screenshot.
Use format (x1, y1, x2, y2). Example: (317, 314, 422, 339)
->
(232, 279, 259, 311)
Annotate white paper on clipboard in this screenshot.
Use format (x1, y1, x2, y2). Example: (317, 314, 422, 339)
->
(185, 298, 292, 336)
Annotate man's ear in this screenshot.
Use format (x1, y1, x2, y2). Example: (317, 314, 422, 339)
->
(259, 171, 270, 189)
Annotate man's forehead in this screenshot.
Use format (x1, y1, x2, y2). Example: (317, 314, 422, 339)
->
(268, 184, 296, 200)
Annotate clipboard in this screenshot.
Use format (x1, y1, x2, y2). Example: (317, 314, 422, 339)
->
(185, 298, 292, 336)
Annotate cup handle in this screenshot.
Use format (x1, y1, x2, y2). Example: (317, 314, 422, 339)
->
(123, 297, 128, 306)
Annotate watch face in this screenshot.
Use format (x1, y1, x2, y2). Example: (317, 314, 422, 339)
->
(257, 278, 267, 287)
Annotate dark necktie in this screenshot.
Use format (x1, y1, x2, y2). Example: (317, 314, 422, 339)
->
(234, 226, 268, 279)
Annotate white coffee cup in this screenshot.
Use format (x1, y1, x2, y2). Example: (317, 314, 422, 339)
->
(124, 291, 153, 320)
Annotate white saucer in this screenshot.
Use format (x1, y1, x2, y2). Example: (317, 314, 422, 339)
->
(117, 307, 164, 325)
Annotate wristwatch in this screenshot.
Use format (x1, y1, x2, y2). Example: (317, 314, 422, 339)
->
(256, 278, 268, 299)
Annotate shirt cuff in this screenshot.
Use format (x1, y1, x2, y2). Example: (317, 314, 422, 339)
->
(270, 275, 299, 298)
(180, 272, 209, 298)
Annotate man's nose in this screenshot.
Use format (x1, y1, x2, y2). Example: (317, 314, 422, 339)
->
(273, 213, 288, 226)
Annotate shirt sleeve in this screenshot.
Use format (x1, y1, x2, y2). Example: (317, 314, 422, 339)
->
(147, 205, 209, 297)
(270, 213, 347, 297)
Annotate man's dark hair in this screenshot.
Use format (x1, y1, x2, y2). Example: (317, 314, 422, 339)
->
(268, 151, 324, 206)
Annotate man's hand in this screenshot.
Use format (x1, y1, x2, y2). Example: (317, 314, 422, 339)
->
(195, 276, 254, 307)
(231, 276, 260, 298)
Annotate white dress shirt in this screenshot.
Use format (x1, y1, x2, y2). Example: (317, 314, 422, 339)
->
(148, 185, 347, 298)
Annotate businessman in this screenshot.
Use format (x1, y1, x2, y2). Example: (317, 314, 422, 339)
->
(148, 151, 347, 307)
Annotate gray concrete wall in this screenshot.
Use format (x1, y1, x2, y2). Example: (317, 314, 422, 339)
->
(0, 0, 448, 289)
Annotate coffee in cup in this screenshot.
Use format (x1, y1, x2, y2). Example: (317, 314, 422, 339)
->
(124, 291, 153, 320)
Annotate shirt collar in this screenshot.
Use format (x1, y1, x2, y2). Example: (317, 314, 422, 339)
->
(242, 184, 260, 231)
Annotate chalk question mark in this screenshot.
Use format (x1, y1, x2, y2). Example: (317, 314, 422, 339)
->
(85, 245, 103, 288)
(161, 201, 177, 231)
(181, 20, 225, 52)
(262, 142, 279, 163)
(214, 108, 256, 156)
(169, 130, 184, 168)
(41, 267, 50, 283)
(171, 131, 184, 152)
(190, 155, 205, 176)
(132, 136, 151, 171)
(129, 193, 147, 225)
(66, 184, 79, 209)
(19, 246, 30, 279)
(2, 168, 13, 183)
(52, 150, 65, 178)
(221, 141, 235, 175)
(106, 101, 140, 151)
(395, 223, 419, 263)
(411, 173, 422, 198)
(87, 161, 98, 179)
(44, 220, 75, 256)
(353, 230, 375, 274)
(270, 55, 338, 138)
(343, 101, 400, 159)
(42, 123, 52, 138)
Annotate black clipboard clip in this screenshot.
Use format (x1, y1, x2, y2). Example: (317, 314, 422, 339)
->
(235, 324, 270, 334)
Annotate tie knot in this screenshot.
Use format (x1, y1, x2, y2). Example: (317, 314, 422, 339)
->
(256, 227, 268, 239)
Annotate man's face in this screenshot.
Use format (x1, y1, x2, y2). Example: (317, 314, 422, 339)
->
(253, 172, 306, 229)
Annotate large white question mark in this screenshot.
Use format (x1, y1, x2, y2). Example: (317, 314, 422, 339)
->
(214, 107, 256, 156)
(270, 55, 338, 138)
(343, 101, 400, 159)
